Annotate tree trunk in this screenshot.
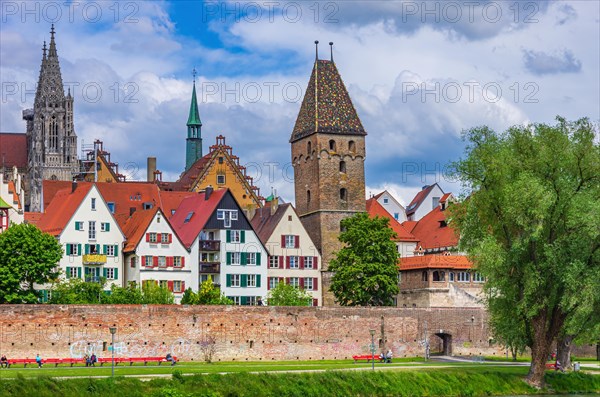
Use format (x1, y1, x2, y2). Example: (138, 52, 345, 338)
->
(526, 314, 555, 388)
(511, 346, 518, 361)
(556, 335, 574, 370)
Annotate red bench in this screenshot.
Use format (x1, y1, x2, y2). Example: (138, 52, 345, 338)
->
(5, 356, 177, 368)
(98, 356, 178, 366)
(5, 358, 37, 368)
(352, 355, 380, 363)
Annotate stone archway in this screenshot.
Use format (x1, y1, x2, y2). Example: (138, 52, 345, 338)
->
(434, 332, 453, 356)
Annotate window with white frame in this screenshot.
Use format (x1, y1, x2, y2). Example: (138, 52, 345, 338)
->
(230, 230, 242, 243)
(246, 252, 257, 265)
(247, 274, 257, 287)
(75, 221, 84, 231)
(269, 277, 279, 290)
(231, 274, 240, 287)
(289, 277, 299, 288)
(159, 280, 168, 289)
(66, 243, 79, 256)
(289, 256, 299, 269)
(161, 233, 169, 243)
(383, 198, 389, 204)
(449, 272, 455, 282)
(303, 256, 314, 269)
(101, 222, 110, 232)
(232, 296, 241, 305)
(105, 245, 115, 256)
(149, 233, 157, 243)
(269, 256, 280, 269)
(304, 277, 314, 290)
(217, 174, 225, 184)
(88, 221, 96, 240)
(158, 256, 167, 268)
(173, 280, 182, 292)
(284, 235, 295, 248)
(145, 256, 153, 267)
(173, 257, 182, 267)
(473, 273, 485, 283)
(217, 209, 238, 228)
(91, 198, 96, 210)
(247, 296, 257, 305)
(231, 252, 241, 265)
(69, 267, 78, 278)
(457, 272, 470, 282)
(106, 268, 115, 279)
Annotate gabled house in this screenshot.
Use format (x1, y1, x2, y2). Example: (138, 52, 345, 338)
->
(170, 187, 268, 305)
(0, 168, 25, 232)
(37, 182, 126, 295)
(372, 190, 407, 222)
(250, 199, 322, 306)
(405, 183, 445, 221)
(120, 207, 191, 303)
(366, 197, 418, 258)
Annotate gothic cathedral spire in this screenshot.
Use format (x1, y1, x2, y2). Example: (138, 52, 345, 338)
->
(23, 24, 78, 212)
(185, 69, 203, 171)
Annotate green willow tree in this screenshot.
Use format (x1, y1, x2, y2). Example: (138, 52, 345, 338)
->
(0, 223, 62, 303)
(267, 282, 312, 306)
(450, 117, 600, 387)
(329, 212, 400, 306)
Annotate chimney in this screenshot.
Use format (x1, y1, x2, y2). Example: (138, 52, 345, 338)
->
(147, 157, 157, 182)
(72, 181, 77, 193)
(205, 185, 213, 200)
(247, 205, 256, 221)
(270, 196, 279, 216)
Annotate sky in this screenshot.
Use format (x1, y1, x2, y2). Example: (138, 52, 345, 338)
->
(1, 0, 599, 205)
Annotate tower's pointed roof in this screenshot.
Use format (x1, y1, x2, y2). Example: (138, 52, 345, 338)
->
(35, 24, 65, 105)
(187, 82, 202, 126)
(290, 59, 366, 143)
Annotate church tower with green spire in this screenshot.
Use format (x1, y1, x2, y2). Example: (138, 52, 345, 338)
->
(185, 71, 202, 171)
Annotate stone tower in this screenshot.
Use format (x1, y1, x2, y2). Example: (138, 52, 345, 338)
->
(23, 24, 78, 212)
(290, 42, 367, 306)
(185, 73, 203, 171)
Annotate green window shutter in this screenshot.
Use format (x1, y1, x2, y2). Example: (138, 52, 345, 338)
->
(85, 244, 90, 254)
(96, 244, 100, 253)
(42, 290, 48, 303)
(66, 244, 72, 255)
(103, 245, 107, 254)
(226, 252, 232, 265)
(75, 222, 80, 231)
(66, 267, 71, 279)
(226, 274, 232, 287)
(106, 223, 110, 232)
(241, 252, 247, 266)
(85, 267, 90, 275)
(241, 274, 248, 288)
(241, 296, 248, 305)
(226, 230, 231, 243)
(240, 230, 246, 243)
(256, 274, 261, 288)
(114, 268, 118, 280)
(77, 267, 82, 278)
(77, 244, 82, 256)
(256, 253, 261, 266)
(114, 245, 118, 257)
(103, 268, 107, 278)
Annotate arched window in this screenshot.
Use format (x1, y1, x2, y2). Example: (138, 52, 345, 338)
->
(339, 161, 346, 173)
(421, 271, 428, 281)
(433, 271, 445, 282)
(307, 141, 312, 155)
(349, 140, 356, 152)
(340, 188, 347, 201)
(307, 190, 311, 204)
(49, 116, 58, 151)
(329, 140, 336, 151)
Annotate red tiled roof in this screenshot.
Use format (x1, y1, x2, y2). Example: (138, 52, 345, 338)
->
(169, 189, 228, 249)
(366, 198, 417, 242)
(169, 154, 211, 191)
(406, 184, 436, 215)
(159, 191, 196, 216)
(24, 212, 43, 225)
(37, 184, 93, 236)
(440, 193, 452, 203)
(8, 181, 21, 210)
(0, 133, 27, 169)
(250, 202, 290, 244)
(409, 206, 459, 250)
(96, 182, 162, 219)
(43, 180, 72, 210)
(121, 207, 158, 252)
(399, 255, 472, 270)
(401, 221, 418, 233)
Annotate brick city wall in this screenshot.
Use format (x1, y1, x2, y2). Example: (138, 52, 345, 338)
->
(0, 305, 517, 362)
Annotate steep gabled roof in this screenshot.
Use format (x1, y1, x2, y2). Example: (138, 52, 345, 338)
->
(366, 198, 417, 242)
(0, 133, 27, 170)
(121, 207, 158, 252)
(399, 255, 472, 271)
(169, 189, 229, 249)
(37, 184, 94, 236)
(406, 183, 444, 216)
(290, 59, 366, 143)
(159, 191, 196, 216)
(401, 220, 418, 233)
(43, 180, 72, 210)
(409, 205, 459, 250)
(7, 181, 21, 210)
(250, 202, 291, 244)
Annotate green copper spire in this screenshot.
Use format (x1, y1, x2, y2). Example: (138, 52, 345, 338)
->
(186, 69, 203, 171)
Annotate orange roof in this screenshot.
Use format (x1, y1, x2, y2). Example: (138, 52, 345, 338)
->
(121, 207, 158, 252)
(37, 184, 93, 236)
(43, 180, 72, 210)
(24, 212, 43, 225)
(399, 255, 472, 270)
(7, 181, 21, 210)
(366, 198, 417, 242)
(409, 206, 459, 250)
(159, 191, 196, 216)
(402, 221, 418, 233)
(440, 193, 452, 203)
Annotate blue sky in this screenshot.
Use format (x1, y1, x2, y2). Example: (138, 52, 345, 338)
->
(1, 0, 599, 204)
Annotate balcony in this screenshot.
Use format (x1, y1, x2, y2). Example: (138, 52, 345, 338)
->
(200, 262, 220, 273)
(82, 254, 107, 265)
(199, 240, 220, 251)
